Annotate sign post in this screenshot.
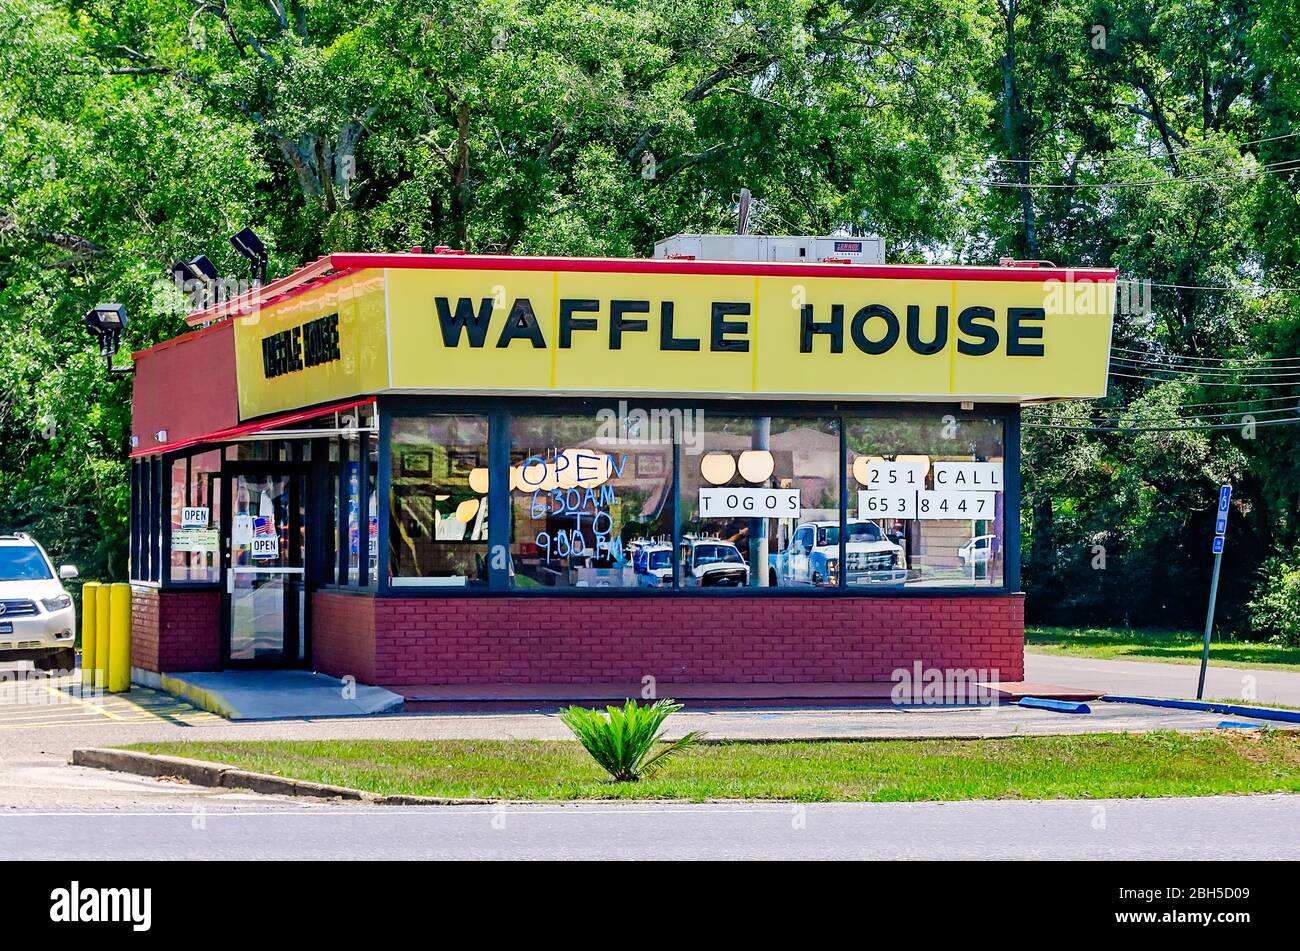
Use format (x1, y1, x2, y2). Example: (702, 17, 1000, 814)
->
(1197, 484, 1231, 699)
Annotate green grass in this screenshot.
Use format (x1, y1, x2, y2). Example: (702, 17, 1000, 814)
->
(123, 732, 1300, 803)
(1025, 625, 1300, 670)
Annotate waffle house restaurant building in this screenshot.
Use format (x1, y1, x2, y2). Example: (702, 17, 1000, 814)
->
(127, 250, 1115, 691)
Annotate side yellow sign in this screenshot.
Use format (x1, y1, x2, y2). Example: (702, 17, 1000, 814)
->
(233, 271, 387, 419)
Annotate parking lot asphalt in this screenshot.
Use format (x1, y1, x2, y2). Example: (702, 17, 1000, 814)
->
(1026, 652, 1300, 707)
(0, 670, 1292, 811)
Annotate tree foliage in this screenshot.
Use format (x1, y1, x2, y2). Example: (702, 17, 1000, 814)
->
(0, 0, 1297, 635)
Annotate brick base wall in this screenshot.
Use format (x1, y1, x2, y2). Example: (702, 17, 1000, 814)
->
(311, 591, 377, 684)
(131, 586, 221, 672)
(311, 592, 1024, 687)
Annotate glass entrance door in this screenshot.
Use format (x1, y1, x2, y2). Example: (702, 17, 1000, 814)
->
(222, 466, 307, 666)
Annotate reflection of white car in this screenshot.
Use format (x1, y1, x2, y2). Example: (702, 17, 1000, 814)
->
(682, 537, 749, 587)
(632, 537, 750, 587)
(633, 542, 674, 587)
(771, 519, 906, 587)
(958, 534, 997, 568)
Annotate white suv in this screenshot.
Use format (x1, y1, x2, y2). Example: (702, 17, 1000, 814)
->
(0, 535, 78, 672)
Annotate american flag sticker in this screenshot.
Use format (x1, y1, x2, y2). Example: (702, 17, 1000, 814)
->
(251, 517, 279, 559)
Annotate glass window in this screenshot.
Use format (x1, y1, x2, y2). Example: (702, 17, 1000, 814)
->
(0, 546, 53, 580)
(680, 415, 841, 588)
(389, 415, 489, 587)
(845, 415, 1005, 587)
(510, 412, 674, 589)
(323, 436, 339, 586)
(130, 457, 163, 583)
(343, 435, 363, 585)
(169, 450, 222, 583)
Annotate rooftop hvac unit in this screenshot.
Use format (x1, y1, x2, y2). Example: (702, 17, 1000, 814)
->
(653, 234, 885, 265)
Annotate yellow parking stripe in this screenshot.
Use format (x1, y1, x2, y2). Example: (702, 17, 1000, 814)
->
(29, 679, 126, 720)
(0, 676, 222, 727)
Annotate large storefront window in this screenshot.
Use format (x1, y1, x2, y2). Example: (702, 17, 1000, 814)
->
(336, 402, 377, 587)
(129, 457, 163, 583)
(169, 450, 222, 583)
(509, 413, 674, 589)
(845, 414, 1005, 587)
(388, 415, 489, 586)
(680, 416, 841, 588)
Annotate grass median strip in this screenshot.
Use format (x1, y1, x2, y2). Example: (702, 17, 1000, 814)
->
(1025, 625, 1300, 670)
(123, 732, 1300, 803)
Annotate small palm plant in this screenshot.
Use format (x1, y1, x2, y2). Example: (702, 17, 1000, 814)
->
(559, 698, 705, 782)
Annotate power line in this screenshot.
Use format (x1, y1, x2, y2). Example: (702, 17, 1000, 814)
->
(1175, 393, 1300, 410)
(1109, 357, 1300, 380)
(1108, 369, 1300, 387)
(1024, 404, 1300, 425)
(1115, 279, 1300, 294)
(1023, 416, 1300, 433)
(984, 131, 1300, 165)
(1109, 355, 1300, 376)
(1111, 346, 1300, 365)
(962, 158, 1300, 190)
(1023, 393, 1300, 413)
(1109, 358, 1300, 380)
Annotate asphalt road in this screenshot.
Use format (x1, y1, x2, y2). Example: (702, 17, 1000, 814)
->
(1025, 653, 1300, 707)
(4, 795, 1297, 860)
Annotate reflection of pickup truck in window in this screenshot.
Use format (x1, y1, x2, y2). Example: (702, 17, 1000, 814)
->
(632, 542, 675, 587)
(681, 537, 749, 587)
(769, 519, 907, 587)
(631, 537, 751, 587)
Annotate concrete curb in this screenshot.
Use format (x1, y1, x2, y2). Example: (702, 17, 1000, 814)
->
(70, 748, 491, 805)
(1102, 695, 1300, 724)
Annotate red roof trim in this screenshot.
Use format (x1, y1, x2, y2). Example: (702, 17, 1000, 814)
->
(132, 318, 229, 360)
(183, 255, 336, 326)
(328, 251, 1118, 284)
(130, 397, 374, 458)
(180, 250, 1119, 327)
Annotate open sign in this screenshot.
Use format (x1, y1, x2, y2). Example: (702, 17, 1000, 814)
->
(181, 506, 209, 528)
(250, 535, 279, 560)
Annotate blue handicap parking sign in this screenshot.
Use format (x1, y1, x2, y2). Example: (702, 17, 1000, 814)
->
(1212, 535, 1225, 554)
(1216, 516, 1227, 535)
(1219, 484, 1232, 512)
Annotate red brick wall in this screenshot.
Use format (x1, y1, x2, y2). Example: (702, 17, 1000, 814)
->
(311, 591, 377, 683)
(131, 586, 221, 672)
(311, 592, 1024, 687)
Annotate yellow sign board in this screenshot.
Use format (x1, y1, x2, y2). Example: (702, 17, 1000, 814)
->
(232, 271, 387, 419)
(233, 261, 1115, 419)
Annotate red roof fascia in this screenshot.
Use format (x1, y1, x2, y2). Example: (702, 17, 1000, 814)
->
(130, 397, 375, 458)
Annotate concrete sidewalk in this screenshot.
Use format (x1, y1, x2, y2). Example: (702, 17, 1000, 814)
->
(1026, 653, 1300, 707)
(136, 670, 404, 720)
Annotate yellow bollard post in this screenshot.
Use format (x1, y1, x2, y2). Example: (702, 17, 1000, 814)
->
(94, 583, 111, 692)
(79, 582, 100, 689)
(108, 583, 132, 694)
